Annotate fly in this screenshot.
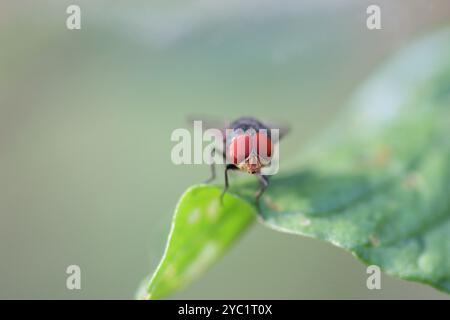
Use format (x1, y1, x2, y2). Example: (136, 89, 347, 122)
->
(190, 116, 289, 205)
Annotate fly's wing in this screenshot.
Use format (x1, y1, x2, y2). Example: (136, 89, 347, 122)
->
(186, 115, 230, 133)
(186, 115, 229, 157)
(263, 120, 290, 142)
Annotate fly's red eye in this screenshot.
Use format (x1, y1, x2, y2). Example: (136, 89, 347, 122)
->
(255, 133, 272, 158)
(228, 134, 250, 164)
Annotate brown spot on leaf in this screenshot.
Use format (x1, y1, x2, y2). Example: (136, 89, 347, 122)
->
(264, 196, 282, 212)
(374, 146, 392, 167)
(403, 172, 420, 189)
(369, 234, 380, 247)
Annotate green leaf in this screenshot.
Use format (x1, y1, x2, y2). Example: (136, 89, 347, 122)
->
(141, 27, 450, 299)
(257, 28, 450, 293)
(142, 186, 256, 300)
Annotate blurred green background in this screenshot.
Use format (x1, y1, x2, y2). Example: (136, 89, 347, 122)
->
(1, 0, 450, 299)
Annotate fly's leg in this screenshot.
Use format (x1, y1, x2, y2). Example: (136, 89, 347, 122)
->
(220, 164, 236, 204)
(204, 147, 216, 183)
(255, 174, 269, 206)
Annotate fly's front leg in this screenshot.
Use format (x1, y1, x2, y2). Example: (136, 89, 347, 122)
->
(255, 174, 269, 204)
(204, 147, 216, 183)
(221, 164, 236, 204)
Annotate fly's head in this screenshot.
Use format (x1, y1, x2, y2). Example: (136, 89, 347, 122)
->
(227, 130, 273, 174)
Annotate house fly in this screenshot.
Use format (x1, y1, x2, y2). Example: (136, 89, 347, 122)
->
(189, 116, 289, 204)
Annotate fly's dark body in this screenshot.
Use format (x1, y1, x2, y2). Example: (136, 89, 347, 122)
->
(198, 116, 288, 206)
(229, 117, 269, 134)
